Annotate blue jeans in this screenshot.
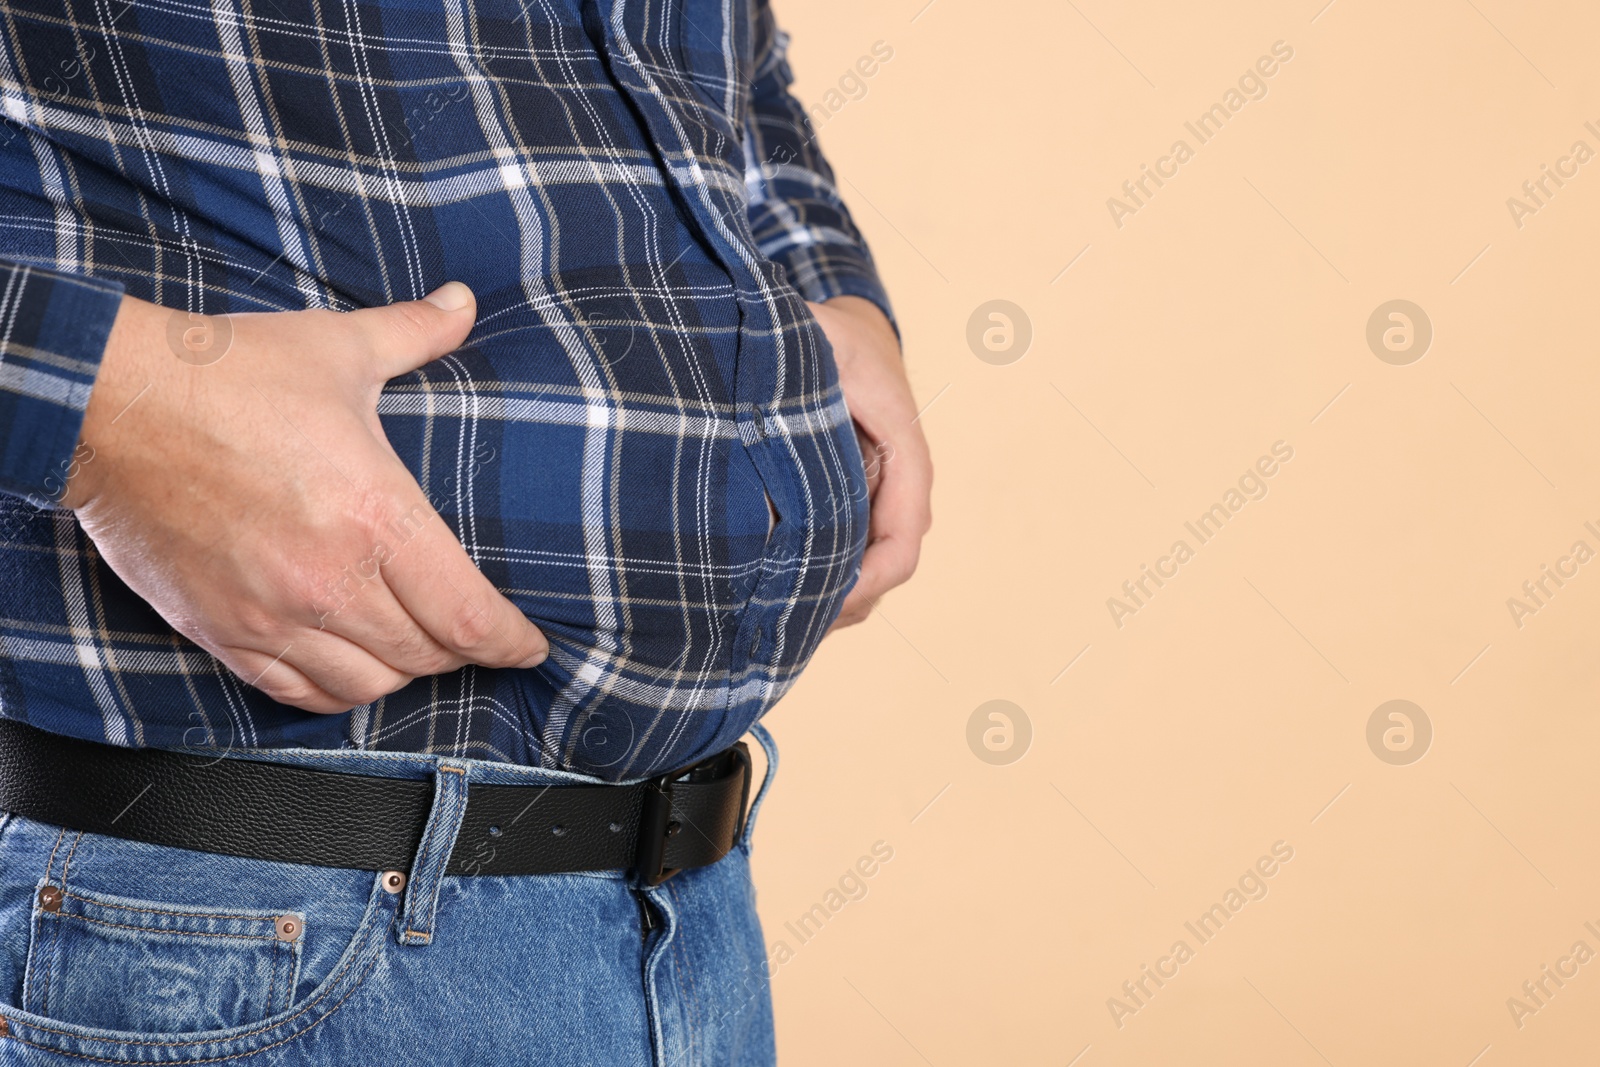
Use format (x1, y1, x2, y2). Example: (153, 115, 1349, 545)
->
(0, 728, 779, 1065)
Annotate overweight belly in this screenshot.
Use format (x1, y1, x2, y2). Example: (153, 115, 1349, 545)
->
(360, 267, 784, 769)
(0, 0, 867, 774)
(0, 266, 860, 777)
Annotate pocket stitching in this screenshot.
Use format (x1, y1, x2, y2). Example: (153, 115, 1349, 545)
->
(9, 877, 391, 1056)
(40, 831, 77, 1019)
(275, 937, 302, 1020)
(25, 888, 304, 1037)
(39, 910, 280, 941)
(55, 892, 290, 925)
(58, 833, 85, 884)
(10, 929, 384, 1062)
(30, 828, 68, 1018)
(44, 831, 88, 1020)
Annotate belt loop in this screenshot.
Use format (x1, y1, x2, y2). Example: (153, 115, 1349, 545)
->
(740, 724, 778, 850)
(397, 762, 469, 947)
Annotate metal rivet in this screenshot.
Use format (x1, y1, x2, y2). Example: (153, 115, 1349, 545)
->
(0, 1015, 9, 1037)
(38, 886, 61, 913)
(666, 821, 681, 838)
(608, 821, 624, 833)
(382, 870, 407, 894)
(551, 824, 567, 836)
(274, 915, 301, 942)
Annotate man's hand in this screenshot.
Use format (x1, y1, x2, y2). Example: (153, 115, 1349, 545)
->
(808, 296, 933, 631)
(63, 283, 549, 714)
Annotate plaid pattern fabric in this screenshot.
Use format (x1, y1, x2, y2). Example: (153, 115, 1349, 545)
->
(0, 0, 886, 778)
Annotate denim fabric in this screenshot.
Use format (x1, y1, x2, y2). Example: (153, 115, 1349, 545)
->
(0, 725, 779, 1064)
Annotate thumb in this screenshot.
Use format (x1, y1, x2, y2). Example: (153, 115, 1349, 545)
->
(354, 281, 478, 380)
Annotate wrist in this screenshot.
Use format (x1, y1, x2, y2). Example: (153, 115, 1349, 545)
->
(822, 295, 900, 355)
(63, 295, 166, 510)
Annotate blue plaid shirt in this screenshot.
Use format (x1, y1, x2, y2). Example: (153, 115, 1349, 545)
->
(0, 0, 886, 778)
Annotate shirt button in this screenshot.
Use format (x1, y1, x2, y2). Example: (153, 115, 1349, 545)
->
(749, 631, 762, 658)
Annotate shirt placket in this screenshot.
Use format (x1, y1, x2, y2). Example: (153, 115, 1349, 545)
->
(591, 0, 801, 686)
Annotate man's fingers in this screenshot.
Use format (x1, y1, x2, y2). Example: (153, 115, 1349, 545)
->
(274, 629, 417, 709)
(830, 593, 871, 631)
(830, 413, 931, 632)
(380, 498, 550, 669)
(349, 281, 478, 380)
(855, 423, 884, 498)
(830, 468, 926, 631)
(312, 575, 470, 678)
(860, 419, 932, 552)
(220, 646, 353, 715)
(831, 531, 922, 631)
(864, 530, 924, 597)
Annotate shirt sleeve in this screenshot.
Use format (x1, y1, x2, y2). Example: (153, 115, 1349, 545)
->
(0, 260, 125, 503)
(742, 5, 896, 330)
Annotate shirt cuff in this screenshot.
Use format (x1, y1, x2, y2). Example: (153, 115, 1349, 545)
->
(0, 262, 126, 504)
(768, 242, 898, 342)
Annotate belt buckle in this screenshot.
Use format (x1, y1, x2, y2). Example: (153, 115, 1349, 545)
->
(634, 775, 679, 887)
(634, 745, 753, 887)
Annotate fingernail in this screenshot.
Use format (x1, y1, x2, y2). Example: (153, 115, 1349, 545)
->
(517, 634, 549, 668)
(423, 281, 473, 311)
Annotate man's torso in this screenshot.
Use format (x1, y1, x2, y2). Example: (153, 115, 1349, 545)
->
(0, 0, 868, 777)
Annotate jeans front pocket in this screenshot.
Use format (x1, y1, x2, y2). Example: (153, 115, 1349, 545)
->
(0, 814, 397, 1063)
(22, 882, 302, 1034)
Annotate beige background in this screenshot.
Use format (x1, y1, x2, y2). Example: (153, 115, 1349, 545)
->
(751, 1, 1600, 1063)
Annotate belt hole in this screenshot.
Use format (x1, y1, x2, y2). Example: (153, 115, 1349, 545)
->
(488, 825, 502, 837)
(551, 824, 567, 836)
(608, 821, 624, 833)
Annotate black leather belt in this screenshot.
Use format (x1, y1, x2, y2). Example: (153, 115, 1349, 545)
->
(0, 719, 751, 885)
